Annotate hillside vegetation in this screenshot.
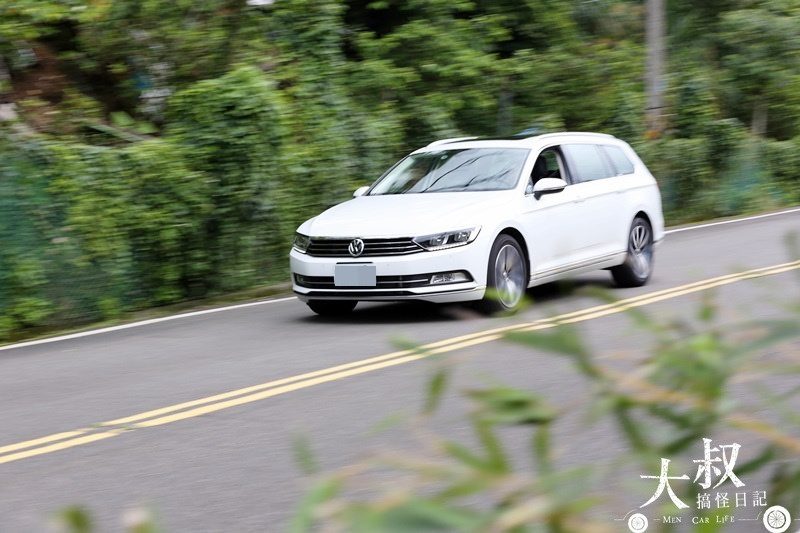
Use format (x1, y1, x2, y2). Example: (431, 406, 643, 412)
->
(1, 0, 799, 338)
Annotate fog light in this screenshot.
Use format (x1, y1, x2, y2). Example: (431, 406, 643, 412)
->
(430, 271, 469, 284)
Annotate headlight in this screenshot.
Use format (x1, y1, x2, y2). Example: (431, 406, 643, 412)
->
(293, 233, 311, 253)
(413, 227, 480, 251)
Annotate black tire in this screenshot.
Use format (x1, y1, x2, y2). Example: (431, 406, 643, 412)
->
(479, 234, 528, 314)
(307, 300, 357, 316)
(611, 216, 654, 287)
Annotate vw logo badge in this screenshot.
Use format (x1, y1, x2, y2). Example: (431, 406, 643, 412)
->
(348, 238, 365, 257)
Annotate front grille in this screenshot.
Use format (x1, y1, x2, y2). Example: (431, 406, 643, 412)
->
(307, 238, 423, 257)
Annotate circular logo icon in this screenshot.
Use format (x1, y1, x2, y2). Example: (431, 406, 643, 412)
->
(762, 505, 791, 533)
(628, 513, 648, 533)
(348, 238, 365, 257)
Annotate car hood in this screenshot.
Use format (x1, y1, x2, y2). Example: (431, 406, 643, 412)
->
(299, 192, 514, 238)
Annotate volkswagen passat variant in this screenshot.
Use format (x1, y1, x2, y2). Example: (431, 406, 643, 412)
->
(290, 132, 664, 315)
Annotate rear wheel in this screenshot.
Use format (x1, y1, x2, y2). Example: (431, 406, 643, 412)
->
(307, 300, 357, 316)
(480, 235, 528, 314)
(611, 216, 653, 287)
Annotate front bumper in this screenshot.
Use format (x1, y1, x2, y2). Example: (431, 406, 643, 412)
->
(290, 243, 488, 304)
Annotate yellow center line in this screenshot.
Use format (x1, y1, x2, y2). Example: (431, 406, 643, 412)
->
(103, 351, 417, 426)
(1, 258, 799, 465)
(0, 431, 121, 466)
(556, 262, 800, 325)
(0, 430, 89, 456)
(98, 259, 800, 428)
(129, 260, 800, 427)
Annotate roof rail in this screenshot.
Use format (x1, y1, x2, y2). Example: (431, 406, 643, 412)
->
(426, 136, 478, 147)
(535, 131, 615, 140)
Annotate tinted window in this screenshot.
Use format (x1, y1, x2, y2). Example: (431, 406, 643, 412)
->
(563, 144, 612, 182)
(601, 145, 635, 175)
(539, 150, 561, 179)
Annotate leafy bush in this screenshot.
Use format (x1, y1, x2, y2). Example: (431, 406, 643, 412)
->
(1, 67, 295, 336)
(165, 66, 287, 292)
(0, 63, 411, 340)
(48, 138, 214, 306)
(763, 137, 800, 203)
(638, 137, 714, 218)
(638, 120, 793, 222)
(0, 132, 215, 333)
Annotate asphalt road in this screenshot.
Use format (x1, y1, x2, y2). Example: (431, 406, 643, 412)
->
(1, 208, 799, 532)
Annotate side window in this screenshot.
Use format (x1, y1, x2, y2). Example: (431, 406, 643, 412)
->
(540, 150, 561, 179)
(527, 147, 566, 194)
(562, 144, 613, 183)
(601, 145, 635, 175)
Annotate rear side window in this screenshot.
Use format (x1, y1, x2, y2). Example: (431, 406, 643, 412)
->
(601, 145, 635, 175)
(562, 144, 612, 182)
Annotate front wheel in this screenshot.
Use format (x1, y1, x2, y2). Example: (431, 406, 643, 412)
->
(611, 216, 654, 287)
(307, 300, 357, 316)
(479, 235, 528, 314)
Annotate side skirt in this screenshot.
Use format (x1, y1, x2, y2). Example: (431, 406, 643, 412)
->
(528, 252, 627, 287)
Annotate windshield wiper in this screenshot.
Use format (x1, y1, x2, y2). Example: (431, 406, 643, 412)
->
(419, 156, 480, 192)
(455, 169, 508, 190)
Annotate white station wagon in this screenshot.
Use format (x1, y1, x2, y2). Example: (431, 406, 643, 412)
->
(290, 132, 664, 315)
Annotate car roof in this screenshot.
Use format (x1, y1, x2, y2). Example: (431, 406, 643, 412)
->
(418, 131, 620, 152)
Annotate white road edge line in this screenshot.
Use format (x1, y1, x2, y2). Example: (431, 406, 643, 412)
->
(2, 206, 798, 352)
(664, 207, 800, 235)
(0, 297, 297, 352)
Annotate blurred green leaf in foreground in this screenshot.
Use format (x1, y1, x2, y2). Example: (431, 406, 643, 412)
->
(293, 279, 800, 532)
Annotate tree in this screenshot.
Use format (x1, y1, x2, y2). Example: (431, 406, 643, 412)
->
(717, 4, 800, 138)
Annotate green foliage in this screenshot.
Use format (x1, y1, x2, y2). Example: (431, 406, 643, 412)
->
(1, 127, 237, 334)
(17, 89, 105, 137)
(717, 4, 800, 138)
(638, 136, 714, 217)
(348, 1, 509, 143)
(0, 57, 412, 339)
(763, 137, 800, 203)
(54, 504, 162, 533)
(294, 288, 800, 532)
(0, 1, 83, 49)
(671, 69, 719, 140)
(55, 506, 93, 533)
(75, 0, 268, 102)
(698, 140, 790, 217)
(3, 0, 800, 339)
(50, 138, 214, 307)
(166, 65, 286, 292)
(0, 133, 58, 336)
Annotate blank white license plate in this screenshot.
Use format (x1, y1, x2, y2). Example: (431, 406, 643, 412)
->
(334, 264, 377, 287)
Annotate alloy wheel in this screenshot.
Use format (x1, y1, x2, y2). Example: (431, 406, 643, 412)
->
(629, 220, 652, 279)
(494, 244, 526, 309)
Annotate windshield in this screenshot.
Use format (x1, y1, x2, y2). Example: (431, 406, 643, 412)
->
(369, 148, 530, 195)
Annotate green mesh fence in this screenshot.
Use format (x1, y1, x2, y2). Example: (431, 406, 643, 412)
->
(0, 134, 123, 339)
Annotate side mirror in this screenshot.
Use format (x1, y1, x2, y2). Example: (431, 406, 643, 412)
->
(353, 186, 369, 198)
(532, 178, 567, 198)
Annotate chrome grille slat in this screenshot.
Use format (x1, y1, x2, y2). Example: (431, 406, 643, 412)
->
(307, 237, 423, 257)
